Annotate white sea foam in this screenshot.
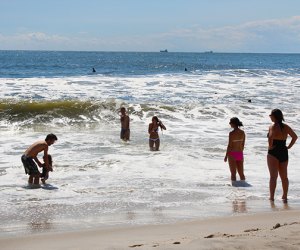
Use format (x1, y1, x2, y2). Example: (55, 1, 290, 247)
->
(0, 71, 299, 235)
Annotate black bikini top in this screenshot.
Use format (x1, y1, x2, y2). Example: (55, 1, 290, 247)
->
(272, 139, 286, 147)
(267, 133, 286, 146)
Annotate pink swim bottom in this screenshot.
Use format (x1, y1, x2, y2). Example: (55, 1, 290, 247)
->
(229, 151, 244, 161)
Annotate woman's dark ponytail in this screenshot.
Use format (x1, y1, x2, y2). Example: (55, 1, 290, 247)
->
(230, 117, 243, 127)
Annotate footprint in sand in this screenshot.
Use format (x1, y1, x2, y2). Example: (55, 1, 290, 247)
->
(273, 223, 281, 229)
(129, 244, 144, 248)
(244, 228, 260, 232)
(204, 233, 236, 238)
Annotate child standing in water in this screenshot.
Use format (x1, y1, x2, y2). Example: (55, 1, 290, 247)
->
(120, 107, 130, 141)
(41, 154, 53, 184)
(148, 116, 166, 151)
(224, 117, 246, 184)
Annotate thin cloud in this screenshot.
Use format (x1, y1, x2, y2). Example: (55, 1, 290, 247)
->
(160, 16, 300, 52)
(0, 16, 300, 52)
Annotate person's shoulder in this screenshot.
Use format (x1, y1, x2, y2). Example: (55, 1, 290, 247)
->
(283, 123, 292, 131)
(34, 140, 46, 146)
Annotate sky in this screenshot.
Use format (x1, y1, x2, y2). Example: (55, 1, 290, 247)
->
(0, 0, 300, 52)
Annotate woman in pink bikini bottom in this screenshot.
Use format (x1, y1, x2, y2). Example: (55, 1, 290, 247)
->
(224, 117, 246, 182)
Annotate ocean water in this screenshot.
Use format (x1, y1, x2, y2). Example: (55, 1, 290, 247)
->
(0, 51, 300, 236)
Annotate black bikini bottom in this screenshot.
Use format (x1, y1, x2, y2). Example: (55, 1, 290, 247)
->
(268, 146, 288, 163)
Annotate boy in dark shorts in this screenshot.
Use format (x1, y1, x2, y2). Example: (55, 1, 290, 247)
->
(21, 133, 57, 186)
(21, 155, 40, 186)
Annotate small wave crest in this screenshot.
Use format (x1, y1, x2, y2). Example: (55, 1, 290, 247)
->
(0, 99, 183, 127)
(0, 99, 121, 126)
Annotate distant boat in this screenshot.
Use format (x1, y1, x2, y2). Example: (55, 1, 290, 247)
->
(204, 51, 213, 54)
(160, 49, 168, 53)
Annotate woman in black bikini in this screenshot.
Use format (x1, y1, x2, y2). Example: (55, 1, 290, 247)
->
(267, 109, 298, 202)
(148, 116, 166, 151)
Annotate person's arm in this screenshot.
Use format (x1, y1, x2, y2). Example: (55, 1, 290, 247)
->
(286, 125, 298, 149)
(159, 120, 166, 130)
(224, 133, 232, 162)
(43, 146, 50, 170)
(126, 115, 130, 129)
(148, 124, 152, 134)
(242, 132, 246, 151)
(268, 125, 274, 149)
(34, 156, 43, 167)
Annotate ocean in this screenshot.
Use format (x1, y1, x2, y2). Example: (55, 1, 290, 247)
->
(0, 51, 299, 236)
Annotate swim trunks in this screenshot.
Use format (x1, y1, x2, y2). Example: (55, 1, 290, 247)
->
(120, 128, 130, 140)
(149, 138, 160, 142)
(268, 139, 288, 163)
(21, 155, 40, 175)
(228, 151, 244, 161)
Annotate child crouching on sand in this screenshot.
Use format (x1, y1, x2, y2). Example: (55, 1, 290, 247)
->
(41, 154, 53, 184)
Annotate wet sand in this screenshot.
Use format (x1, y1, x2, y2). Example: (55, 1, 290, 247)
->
(1, 209, 300, 250)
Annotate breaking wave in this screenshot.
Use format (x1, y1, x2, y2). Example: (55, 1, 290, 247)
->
(0, 99, 181, 127)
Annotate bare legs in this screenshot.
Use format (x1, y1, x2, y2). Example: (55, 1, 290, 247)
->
(267, 155, 278, 201)
(267, 154, 288, 202)
(149, 139, 160, 151)
(28, 174, 40, 185)
(228, 157, 245, 181)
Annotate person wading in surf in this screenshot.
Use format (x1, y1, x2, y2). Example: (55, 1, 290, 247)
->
(21, 134, 57, 187)
(224, 117, 246, 184)
(267, 109, 297, 203)
(148, 116, 166, 151)
(120, 107, 130, 141)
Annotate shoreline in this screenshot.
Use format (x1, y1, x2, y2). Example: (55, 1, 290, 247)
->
(1, 209, 300, 250)
(1, 198, 297, 238)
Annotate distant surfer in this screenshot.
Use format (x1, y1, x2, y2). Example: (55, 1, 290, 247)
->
(21, 134, 57, 187)
(92, 67, 96, 73)
(148, 116, 166, 151)
(224, 117, 246, 184)
(120, 107, 130, 141)
(185, 67, 188, 72)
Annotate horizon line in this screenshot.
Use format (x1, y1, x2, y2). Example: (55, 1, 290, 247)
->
(0, 49, 300, 54)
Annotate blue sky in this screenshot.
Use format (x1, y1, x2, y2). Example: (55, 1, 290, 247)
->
(1, 0, 300, 52)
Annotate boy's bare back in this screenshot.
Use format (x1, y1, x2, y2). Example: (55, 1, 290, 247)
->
(24, 141, 48, 158)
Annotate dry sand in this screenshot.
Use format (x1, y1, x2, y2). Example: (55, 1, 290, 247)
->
(1, 209, 300, 250)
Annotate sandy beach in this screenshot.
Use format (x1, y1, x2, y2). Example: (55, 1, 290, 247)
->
(1, 209, 300, 250)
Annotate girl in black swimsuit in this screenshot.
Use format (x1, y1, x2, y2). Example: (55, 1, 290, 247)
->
(267, 109, 298, 203)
